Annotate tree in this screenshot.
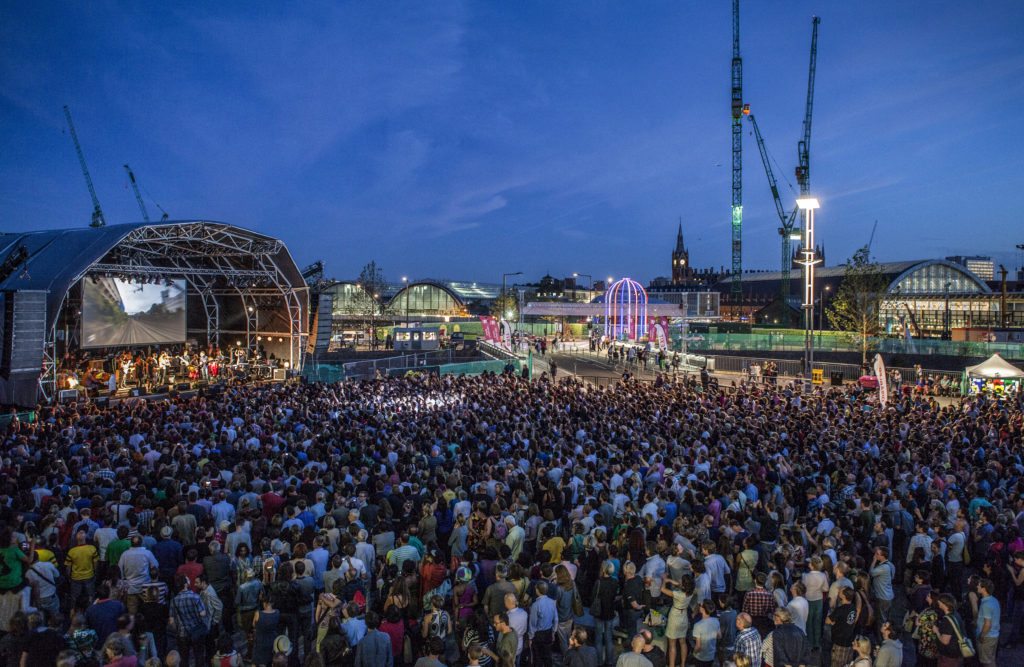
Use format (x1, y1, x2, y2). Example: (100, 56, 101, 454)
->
(346, 261, 386, 348)
(490, 291, 519, 321)
(826, 245, 890, 364)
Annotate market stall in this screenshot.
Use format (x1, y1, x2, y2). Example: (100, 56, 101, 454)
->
(963, 353, 1024, 395)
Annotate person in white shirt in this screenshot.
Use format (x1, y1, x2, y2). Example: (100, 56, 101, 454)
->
(504, 593, 529, 659)
(801, 557, 830, 650)
(907, 523, 934, 563)
(786, 581, 809, 634)
(505, 517, 525, 561)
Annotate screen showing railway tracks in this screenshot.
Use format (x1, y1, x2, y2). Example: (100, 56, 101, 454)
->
(82, 276, 186, 348)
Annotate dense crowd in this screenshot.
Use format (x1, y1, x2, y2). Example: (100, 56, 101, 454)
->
(0, 368, 1022, 667)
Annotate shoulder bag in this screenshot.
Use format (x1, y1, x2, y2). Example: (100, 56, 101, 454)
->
(947, 613, 976, 659)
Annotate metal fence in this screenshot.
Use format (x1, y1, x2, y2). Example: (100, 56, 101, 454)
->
(341, 349, 456, 379)
(705, 354, 964, 393)
(684, 332, 1024, 360)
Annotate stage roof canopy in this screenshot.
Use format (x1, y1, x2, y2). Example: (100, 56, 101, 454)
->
(0, 221, 306, 333)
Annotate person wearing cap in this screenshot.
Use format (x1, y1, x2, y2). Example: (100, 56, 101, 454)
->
(153, 525, 183, 587)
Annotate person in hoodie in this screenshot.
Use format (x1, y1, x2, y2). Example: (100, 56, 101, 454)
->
(875, 621, 904, 667)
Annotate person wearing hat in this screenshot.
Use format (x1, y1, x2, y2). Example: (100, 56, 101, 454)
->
(152, 525, 183, 586)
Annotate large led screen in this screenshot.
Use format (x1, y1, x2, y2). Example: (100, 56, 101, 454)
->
(82, 276, 187, 348)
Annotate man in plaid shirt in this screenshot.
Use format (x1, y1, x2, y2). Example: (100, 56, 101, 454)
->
(742, 573, 777, 636)
(734, 613, 763, 667)
(170, 573, 208, 666)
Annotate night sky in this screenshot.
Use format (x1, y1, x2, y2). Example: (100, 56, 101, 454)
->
(2, 1, 1022, 284)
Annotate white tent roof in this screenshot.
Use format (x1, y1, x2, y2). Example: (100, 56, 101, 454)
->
(965, 353, 1024, 379)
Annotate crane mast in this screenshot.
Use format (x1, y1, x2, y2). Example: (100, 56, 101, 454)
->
(795, 17, 820, 199)
(63, 105, 106, 229)
(730, 0, 744, 298)
(123, 164, 150, 222)
(746, 110, 799, 304)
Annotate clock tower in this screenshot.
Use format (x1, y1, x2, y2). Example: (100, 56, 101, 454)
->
(671, 221, 691, 284)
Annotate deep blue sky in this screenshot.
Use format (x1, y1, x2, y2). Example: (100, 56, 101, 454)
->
(2, 2, 1023, 284)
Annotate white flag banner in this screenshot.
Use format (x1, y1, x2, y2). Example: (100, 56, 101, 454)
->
(499, 319, 513, 350)
(654, 323, 669, 350)
(873, 353, 888, 407)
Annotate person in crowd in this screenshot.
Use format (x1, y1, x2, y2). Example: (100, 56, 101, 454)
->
(0, 368, 1017, 667)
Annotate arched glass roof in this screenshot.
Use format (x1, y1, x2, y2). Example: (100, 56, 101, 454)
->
(888, 260, 990, 295)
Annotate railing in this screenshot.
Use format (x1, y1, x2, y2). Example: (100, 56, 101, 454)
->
(704, 354, 965, 394)
(684, 332, 1024, 359)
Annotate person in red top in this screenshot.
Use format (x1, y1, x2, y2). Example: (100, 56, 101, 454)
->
(176, 547, 204, 592)
(420, 549, 447, 599)
(260, 484, 285, 521)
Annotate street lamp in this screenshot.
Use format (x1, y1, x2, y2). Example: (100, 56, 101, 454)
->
(572, 272, 592, 303)
(796, 197, 822, 390)
(372, 293, 380, 350)
(819, 284, 831, 346)
(401, 276, 409, 327)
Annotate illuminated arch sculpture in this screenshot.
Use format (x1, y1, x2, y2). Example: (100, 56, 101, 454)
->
(604, 277, 648, 340)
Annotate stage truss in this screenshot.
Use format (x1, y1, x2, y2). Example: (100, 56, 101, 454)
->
(40, 222, 307, 401)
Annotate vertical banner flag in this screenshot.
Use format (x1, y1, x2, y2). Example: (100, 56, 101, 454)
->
(653, 323, 669, 350)
(499, 319, 513, 350)
(873, 353, 888, 407)
(478, 316, 498, 343)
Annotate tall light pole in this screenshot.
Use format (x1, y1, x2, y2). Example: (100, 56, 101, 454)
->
(819, 283, 830, 345)
(796, 197, 821, 389)
(572, 272, 592, 302)
(401, 276, 409, 327)
(944, 281, 952, 340)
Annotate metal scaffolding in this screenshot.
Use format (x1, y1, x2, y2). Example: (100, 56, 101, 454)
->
(36, 221, 307, 401)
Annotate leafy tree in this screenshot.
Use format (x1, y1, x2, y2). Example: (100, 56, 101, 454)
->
(826, 246, 890, 364)
(490, 291, 519, 321)
(344, 261, 386, 348)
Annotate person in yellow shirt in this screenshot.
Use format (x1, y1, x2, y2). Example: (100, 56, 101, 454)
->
(541, 525, 565, 564)
(65, 529, 98, 609)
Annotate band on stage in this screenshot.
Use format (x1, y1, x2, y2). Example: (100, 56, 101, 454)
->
(57, 343, 283, 394)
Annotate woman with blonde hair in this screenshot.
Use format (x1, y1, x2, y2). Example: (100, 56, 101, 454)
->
(849, 635, 873, 667)
(661, 573, 695, 667)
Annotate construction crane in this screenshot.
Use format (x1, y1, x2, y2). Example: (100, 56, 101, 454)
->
(63, 105, 106, 228)
(730, 0, 744, 298)
(794, 17, 821, 201)
(123, 164, 151, 222)
(866, 220, 878, 256)
(301, 260, 324, 286)
(744, 107, 800, 303)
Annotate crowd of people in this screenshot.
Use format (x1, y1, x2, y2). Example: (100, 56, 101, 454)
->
(0, 365, 1021, 667)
